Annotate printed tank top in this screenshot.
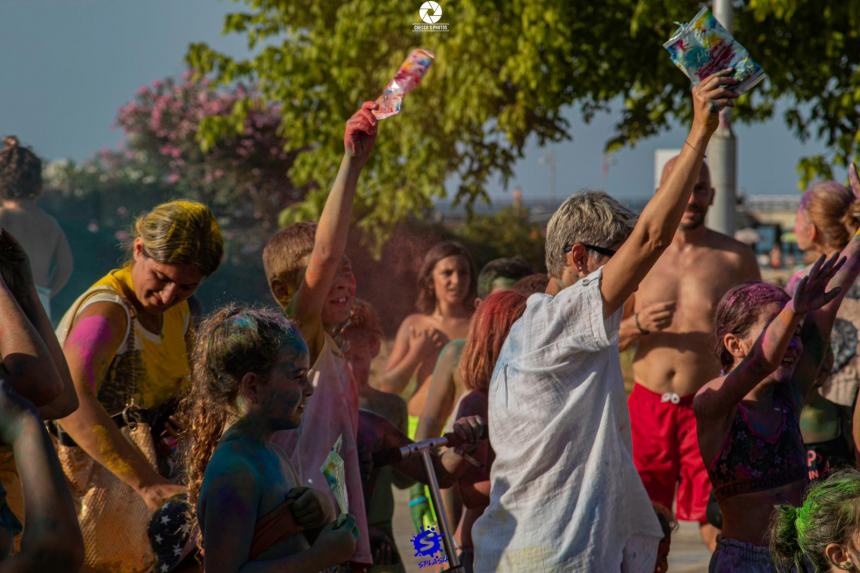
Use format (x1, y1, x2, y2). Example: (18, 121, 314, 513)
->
(56, 267, 191, 414)
(708, 393, 808, 501)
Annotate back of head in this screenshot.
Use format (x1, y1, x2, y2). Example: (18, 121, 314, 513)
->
(545, 190, 636, 280)
(262, 222, 317, 298)
(801, 180, 859, 251)
(0, 136, 42, 200)
(341, 298, 383, 346)
(416, 240, 478, 314)
(513, 273, 549, 296)
(459, 289, 527, 392)
(477, 257, 534, 298)
(133, 200, 224, 276)
(770, 469, 860, 572)
(184, 305, 304, 533)
(714, 281, 790, 372)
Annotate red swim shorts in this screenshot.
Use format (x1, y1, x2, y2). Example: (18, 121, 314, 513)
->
(628, 383, 711, 522)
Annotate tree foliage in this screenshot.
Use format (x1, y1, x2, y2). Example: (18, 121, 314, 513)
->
(186, 0, 860, 243)
(115, 75, 305, 245)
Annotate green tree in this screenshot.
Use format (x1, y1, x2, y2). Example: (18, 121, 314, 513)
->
(187, 0, 860, 244)
(453, 206, 546, 272)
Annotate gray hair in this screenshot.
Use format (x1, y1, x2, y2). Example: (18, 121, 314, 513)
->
(545, 190, 636, 279)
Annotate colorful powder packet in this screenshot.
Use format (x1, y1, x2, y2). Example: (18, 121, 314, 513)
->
(321, 434, 349, 524)
(372, 48, 435, 120)
(664, 7, 765, 94)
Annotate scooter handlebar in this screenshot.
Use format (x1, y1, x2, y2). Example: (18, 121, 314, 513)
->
(372, 425, 486, 467)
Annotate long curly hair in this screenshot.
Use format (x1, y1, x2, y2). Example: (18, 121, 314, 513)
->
(181, 304, 305, 543)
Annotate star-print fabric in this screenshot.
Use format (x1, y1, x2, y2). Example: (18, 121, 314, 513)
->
(147, 494, 195, 572)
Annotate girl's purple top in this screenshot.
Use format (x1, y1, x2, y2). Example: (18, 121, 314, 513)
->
(707, 389, 808, 501)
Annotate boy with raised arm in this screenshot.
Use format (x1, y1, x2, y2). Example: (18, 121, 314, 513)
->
(263, 102, 378, 569)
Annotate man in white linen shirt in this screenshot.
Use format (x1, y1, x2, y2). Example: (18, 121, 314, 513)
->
(471, 71, 739, 572)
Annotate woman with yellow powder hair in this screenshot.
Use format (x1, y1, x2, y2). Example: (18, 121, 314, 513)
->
(54, 200, 223, 573)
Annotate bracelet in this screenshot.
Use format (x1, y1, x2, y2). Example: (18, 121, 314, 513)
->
(634, 312, 650, 335)
(684, 139, 707, 158)
(408, 496, 428, 507)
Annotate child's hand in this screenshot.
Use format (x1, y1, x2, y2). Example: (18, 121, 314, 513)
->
(314, 514, 358, 563)
(451, 415, 485, 455)
(791, 253, 845, 314)
(287, 486, 333, 529)
(344, 101, 379, 166)
(691, 70, 739, 135)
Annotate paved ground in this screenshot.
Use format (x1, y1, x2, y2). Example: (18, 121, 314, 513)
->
(389, 487, 711, 572)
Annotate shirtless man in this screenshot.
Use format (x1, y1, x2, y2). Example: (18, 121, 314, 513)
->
(0, 137, 73, 319)
(621, 157, 759, 550)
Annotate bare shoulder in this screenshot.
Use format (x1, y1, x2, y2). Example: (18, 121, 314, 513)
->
(693, 375, 726, 413)
(400, 312, 431, 331)
(69, 300, 129, 344)
(705, 229, 758, 271)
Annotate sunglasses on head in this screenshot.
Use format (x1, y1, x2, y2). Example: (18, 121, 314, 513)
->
(563, 243, 617, 258)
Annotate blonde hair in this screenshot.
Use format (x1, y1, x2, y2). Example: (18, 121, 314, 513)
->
(545, 190, 636, 279)
(800, 181, 860, 251)
(261, 222, 317, 302)
(132, 200, 223, 276)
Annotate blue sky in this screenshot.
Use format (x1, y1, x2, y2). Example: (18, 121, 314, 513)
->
(0, 0, 837, 203)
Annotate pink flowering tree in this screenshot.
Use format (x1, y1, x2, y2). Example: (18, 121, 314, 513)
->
(114, 74, 306, 252)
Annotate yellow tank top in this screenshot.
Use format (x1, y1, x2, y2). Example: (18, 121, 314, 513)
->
(56, 266, 191, 413)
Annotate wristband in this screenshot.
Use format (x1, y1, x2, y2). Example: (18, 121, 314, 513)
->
(408, 496, 428, 508)
(634, 312, 650, 335)
(684, 139, 707, 158)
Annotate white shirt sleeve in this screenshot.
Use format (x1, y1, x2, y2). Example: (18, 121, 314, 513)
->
(545, 267, 619, 352)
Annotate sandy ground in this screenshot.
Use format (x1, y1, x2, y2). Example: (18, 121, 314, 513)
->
(388, 486, 711, 573)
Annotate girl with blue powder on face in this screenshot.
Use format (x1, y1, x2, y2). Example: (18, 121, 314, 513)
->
(184, 305, 358, 573)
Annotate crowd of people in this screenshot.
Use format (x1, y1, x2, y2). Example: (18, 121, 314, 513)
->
(1, 70, 860, 573)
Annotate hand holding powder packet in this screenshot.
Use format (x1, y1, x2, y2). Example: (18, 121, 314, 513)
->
(372, 48, 435, 120)
(321, 434, 349, 525)
(664, 7, 765, 94)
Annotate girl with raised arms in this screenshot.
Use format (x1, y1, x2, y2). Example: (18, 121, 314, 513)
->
(696, 223, 860, 570)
